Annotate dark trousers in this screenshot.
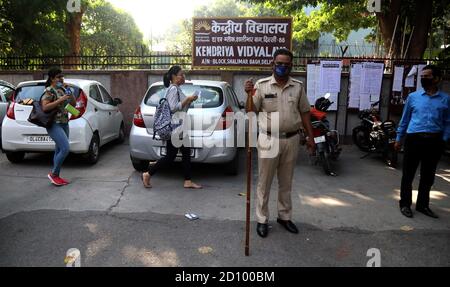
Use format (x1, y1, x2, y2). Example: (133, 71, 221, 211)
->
(146, 140, 192, 180)
(399, 133, 444, 209)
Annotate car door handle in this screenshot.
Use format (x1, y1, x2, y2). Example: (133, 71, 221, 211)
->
(109, 112, 112, 115)
(95, 108, 98, 112)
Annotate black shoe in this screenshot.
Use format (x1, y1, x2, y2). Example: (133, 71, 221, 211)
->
(256, 223, 268, 238)
(276, 218, 299, 234)
(400, 206, 413, 218)
(416, 207, 439, 219)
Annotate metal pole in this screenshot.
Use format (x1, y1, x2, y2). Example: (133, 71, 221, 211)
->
(400, 17, 408, 59)
(403, 26, 415, 59)
(245, 86, 255, 257)
(388, 15, 400, 58)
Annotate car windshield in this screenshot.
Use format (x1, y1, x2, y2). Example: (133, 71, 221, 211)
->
(15, 84, 81, 101)
(144, 84, 223, 109)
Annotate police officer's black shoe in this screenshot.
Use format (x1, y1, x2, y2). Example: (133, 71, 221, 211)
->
(400, 206, 413, 218)
(277, 219, 299, 234)
(256, 223, 268, 238)
(416, 207, 439, 219)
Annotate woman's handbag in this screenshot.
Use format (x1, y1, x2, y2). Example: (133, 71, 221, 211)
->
(28, 93, 57, 128)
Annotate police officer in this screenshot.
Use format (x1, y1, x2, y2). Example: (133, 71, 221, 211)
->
(244, 48, 315, 238)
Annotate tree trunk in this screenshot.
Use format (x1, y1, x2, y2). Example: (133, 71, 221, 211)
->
(376, 0, 402, 58)
(377, 0, 432, 59)
(406, 0, 432, 59)
(64, 9, 85, 70)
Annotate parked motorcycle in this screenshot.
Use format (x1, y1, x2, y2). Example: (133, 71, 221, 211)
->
(352, 101, 398, 167)
(309, 93, 341, 176)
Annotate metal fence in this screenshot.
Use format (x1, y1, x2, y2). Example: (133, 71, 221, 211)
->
(0, 54, 192, 71)
(0, 54, 447, 74)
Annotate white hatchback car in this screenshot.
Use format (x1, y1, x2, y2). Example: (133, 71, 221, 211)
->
(129, 80, 245, 175)
(1, 79, 125, 164)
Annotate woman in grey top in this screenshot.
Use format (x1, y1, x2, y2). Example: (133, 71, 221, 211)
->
(142, 66, 202, 189)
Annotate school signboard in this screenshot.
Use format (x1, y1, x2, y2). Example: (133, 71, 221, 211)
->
(192, 17, 293, 69)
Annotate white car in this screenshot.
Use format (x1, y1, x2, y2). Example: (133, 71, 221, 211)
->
(129, 80, 245, 175)
(1, 79, 125, 164)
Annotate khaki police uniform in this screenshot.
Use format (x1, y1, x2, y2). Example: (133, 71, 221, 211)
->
(253, 75, 311, 224)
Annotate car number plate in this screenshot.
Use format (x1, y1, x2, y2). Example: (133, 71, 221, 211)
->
(160, 147, 195, 157)
(28, 135, 53, 143)
(314, 136, 326, 144)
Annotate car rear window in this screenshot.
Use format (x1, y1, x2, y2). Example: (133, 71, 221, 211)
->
(144, 84, 223, 109)
(15, 84, 81, 101)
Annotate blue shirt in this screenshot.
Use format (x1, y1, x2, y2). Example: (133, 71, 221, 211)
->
(396, 89, 450, 142)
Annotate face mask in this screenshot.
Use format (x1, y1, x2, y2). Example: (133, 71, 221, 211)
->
(420, 78, 433, 89)
(56, 82, 63, 88)
(274, 65, 290, 78)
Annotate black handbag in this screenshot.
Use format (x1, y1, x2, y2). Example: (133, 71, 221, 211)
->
(28, 93, 57, 128)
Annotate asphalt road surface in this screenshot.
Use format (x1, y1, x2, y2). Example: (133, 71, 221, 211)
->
(0, 142, 449, 267)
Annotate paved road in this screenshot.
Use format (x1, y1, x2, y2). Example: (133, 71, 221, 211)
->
(0, 142, 449, 266)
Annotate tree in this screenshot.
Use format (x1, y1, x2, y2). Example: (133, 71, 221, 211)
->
(65, 0, 90, 67)
(243, 0, 450, 59)
(0, 0, 149, 67)
(0, 0, 68, 57)
(81, 1, 149, 57)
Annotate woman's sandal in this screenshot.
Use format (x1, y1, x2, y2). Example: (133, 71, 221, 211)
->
(184, 182, 202, 189)
(142, 172, 152, 188)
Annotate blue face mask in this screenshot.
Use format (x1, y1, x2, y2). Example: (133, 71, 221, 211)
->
(274, 65, 290, 77)
(56, 82, 63, 88)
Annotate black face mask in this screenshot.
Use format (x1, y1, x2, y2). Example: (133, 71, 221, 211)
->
(421, 78, 434, 89)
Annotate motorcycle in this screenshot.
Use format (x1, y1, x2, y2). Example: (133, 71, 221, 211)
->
(309, 93, 341, 176)
(352, 101, 398, 167)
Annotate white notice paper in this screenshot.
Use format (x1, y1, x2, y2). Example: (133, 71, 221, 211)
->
(314, 64, 321, 102)
(319, 60, 342, 94)
(349, 63, 363, 108)
(416, 64, 426, 91)
(392, 66, 404, 92)
(359, 62, 384, 110)
(306, 64, 317, 105)
(361, 62, 384, 96)
(359, 93, 371, 110)
(405, 75, 415, 87)
(405, 65, 417, 87)
(328, 93, 338, 111)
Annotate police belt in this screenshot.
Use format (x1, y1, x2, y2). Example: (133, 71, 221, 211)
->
(262, 130, 299, 139)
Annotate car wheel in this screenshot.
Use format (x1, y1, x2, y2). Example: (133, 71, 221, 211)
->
(225, 149, 239, 176)
(116, 123, 126, 144)
(84, 133, 100, 164)
(6, 152, 25, 163)
(130, 156, 149, 172)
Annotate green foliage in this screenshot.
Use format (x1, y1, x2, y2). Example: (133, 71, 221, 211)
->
(243, 0, 376, 43)
(81, 0, 149, 56)
(0, 0, 148, 57)
(0, 0, 68, 56)
(164, 0, 376, 55)
(243, 0, 450, 58)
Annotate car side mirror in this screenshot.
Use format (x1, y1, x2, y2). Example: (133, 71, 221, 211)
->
(113, 98, 122, 105)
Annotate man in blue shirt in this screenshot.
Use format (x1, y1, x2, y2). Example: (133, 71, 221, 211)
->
(395, 65, 450, 219)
